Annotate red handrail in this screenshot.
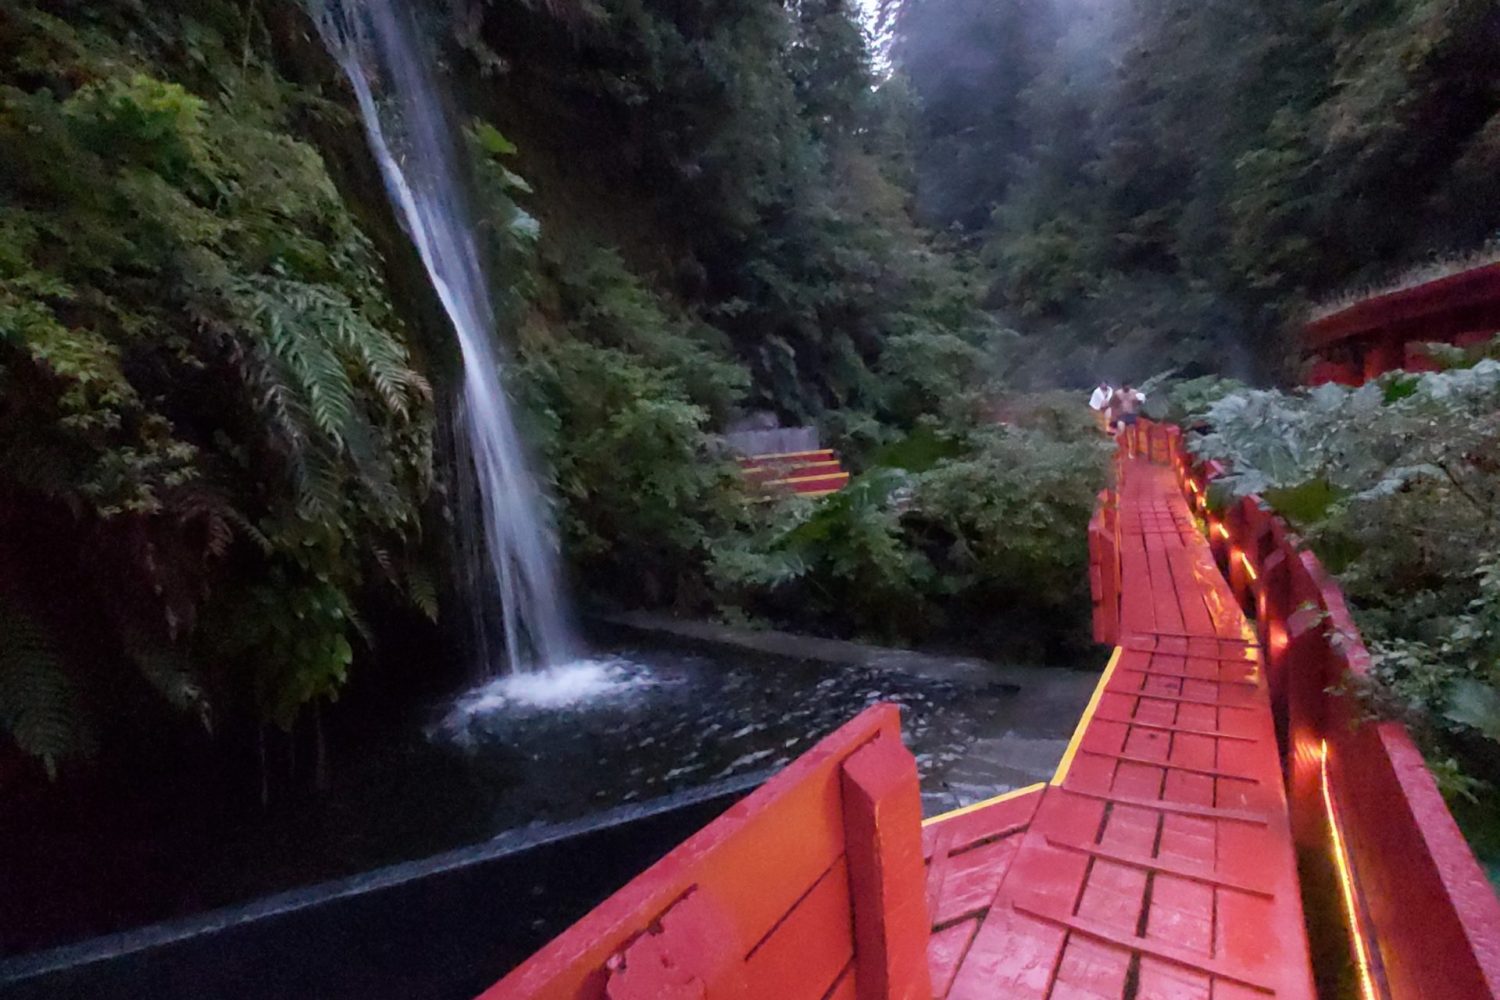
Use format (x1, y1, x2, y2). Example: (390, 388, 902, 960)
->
(1121, 420, 1500, 1000)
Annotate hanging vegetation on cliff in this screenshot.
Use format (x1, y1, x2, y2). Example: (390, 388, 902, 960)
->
(0, 3, 436, 769)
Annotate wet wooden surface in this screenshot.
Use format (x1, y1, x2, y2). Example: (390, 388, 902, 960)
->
(922, 458, 1317, 1000)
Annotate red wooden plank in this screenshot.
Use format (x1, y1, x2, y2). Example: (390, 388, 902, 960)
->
(482, 705, 901, 1000)
(1042, 836, 1271, 898)
(1076, 859, 1149, 933)
(925, 790, 1041, 854)
(1156, 812, 1216, 868)
(1051, 934, 1133, 1000)
(944, 906, 1067, 1000)
(929, 836, 1024, 926)
(1146, 873, 1215, 954)
(1119, 534, 1158, 634)
(1162, 769, 1216, 808)
(1111, 760, 1165, 800)
(926, 920, 978, 999)
(822, 962, 857, 1000)
(1165, 546, 1218, 637)
(1098, 802, 1157, 856)
(746, 859, 856, 1000)
(1144, 537, 1187, 635)
(1135, 958, 1211, 1000)
(603, 888, 747, 1000)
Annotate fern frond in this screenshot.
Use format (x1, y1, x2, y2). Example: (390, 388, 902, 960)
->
(221, 504, 273, 555)
(165, 483, 240, 559)
(227, 274, 428, 523)
(326, 306, 426, 417)
(297, 436, 345, 520)
(344, 604, 374, 647)
(368, 543, 396, 581)
(405, 565, 440, 622)
(128, 642, 212, 734)
(0, 596, 93, 776)
(263, 294, 359, 444)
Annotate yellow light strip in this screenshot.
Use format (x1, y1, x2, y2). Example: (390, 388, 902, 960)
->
(765, 474, 850, 488)
(1321, 740, 1380, 1000)
(922, 782, 1047, 827)
(1213, 522, 1230, 541)
(1238, 550, 1259, 581)
(741, 449, 835, 461)
(1051, 646, 1124, 786)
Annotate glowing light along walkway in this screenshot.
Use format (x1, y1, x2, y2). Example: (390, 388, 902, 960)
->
(921, 458, 1317, 1000)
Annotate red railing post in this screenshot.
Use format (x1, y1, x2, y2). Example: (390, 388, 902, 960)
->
(841, 737, 932, 1000)
(1089, 489, 1120, 645)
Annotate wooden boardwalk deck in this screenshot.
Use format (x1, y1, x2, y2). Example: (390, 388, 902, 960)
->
(922, 458, 1316, 1000)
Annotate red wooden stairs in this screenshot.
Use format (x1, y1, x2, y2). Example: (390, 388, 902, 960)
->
(738, 449, 851, 498)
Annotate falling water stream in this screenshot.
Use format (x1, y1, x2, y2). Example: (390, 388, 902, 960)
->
(315, 0, 576, 676)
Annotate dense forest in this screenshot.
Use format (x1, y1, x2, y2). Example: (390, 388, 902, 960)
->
(3, 0, 1500, 918)
(894, 0, 1500, 381)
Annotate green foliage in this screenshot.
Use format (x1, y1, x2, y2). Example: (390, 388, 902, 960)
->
(477, 0, 999, 425)
(1189, 364, 1500, 808)
(0, 2, 436, 767)
(906, 427, 1108, 613)
(992, 390, 1102, 445)
(0, 0, 1112, 780)
(990, 219, 1097, 319)
(467, 121, 540, 252)
(713, 426, 1109, 644)
(772, 468, 934, 640)
(875, 328, 993, 430)
(871, 423, 965, 473)
(538, 244, 749, 423)
(1151, 375, 1250, 426)
(490, 79, 1004, 614)
(516, 338, 751, 607)
(228, 576, 357, 730)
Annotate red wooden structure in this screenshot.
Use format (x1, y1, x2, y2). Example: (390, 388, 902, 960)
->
(738, 449, 851, 497)
(1303, 262, 1500, 384)
(1132, 419, 1500, 1000)
(480, 703, 931, 1000)
(922, 443, 1315, 1000)
(482, 423, 1500, 1000)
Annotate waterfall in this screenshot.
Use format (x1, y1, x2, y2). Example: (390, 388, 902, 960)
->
(314, 0, 577, 674)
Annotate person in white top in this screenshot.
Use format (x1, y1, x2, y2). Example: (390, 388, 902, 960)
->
(1088, 381, 1113, 433)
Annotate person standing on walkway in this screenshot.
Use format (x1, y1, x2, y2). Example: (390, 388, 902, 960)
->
(1088, 380, 1113, 434)
(1114, 384, 1144, 454)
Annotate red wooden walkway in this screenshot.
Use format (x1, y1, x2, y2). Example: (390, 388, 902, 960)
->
(482, 438, 1500, 1000)
(921, 458, 1316, 1000)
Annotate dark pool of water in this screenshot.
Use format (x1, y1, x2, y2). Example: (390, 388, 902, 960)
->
(429, 644, 1023, 822)
(2, 636, 1072, 957)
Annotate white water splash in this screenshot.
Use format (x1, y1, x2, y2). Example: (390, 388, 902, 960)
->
(432, 658, 658, 743)
(314, 0, 577, 674)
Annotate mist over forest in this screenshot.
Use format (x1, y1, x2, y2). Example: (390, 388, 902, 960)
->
(890, 0, 1500, 383)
